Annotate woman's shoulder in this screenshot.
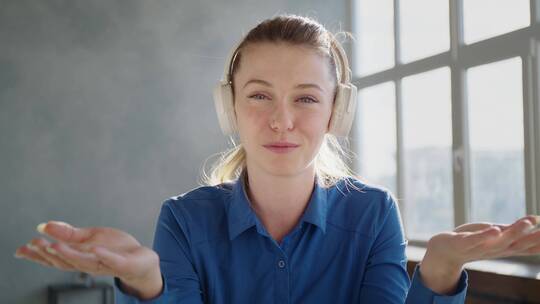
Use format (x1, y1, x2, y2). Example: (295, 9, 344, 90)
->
(325, 177, 400, 235)
(173, 182, 234, 200)
(162, 182, 234, 213)
(330, 176, 396, 205)
(158, 183, 235, 243)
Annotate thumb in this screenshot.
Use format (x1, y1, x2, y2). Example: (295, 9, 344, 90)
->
(454, 222, 510, 233)
(454, 222, 492, 233)
(36, 221, 93, 243)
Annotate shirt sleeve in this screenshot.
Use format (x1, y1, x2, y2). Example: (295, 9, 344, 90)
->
(406, 264, 468, 304)
(114, 200, 204, 304)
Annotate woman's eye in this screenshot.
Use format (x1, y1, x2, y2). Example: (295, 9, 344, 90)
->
(297, 97, 318, 104)
(249, 94, 268, 101)
(247, 94, 317, 103)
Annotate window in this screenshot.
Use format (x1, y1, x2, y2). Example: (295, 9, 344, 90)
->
(357, 82, 397, 194)
(354, 0, 395, 76)
(399, 0, 450, 63)
(402, 67, 454, 239)
(466, 57, 526, 223)
(463, 0, 530, 44)
(353, 0, 539, 244)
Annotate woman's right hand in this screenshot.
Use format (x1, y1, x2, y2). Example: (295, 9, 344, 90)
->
(14, 221, 163, 299)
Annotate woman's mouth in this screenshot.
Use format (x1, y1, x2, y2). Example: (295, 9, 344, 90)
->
(263, 142, 300, 154)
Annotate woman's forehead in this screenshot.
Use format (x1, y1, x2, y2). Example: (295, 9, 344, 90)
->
(239, 42, 327, 67)
(234, 42, 335, 86)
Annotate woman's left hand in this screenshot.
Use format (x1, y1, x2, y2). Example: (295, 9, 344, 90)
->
(419, 215, 540, 295)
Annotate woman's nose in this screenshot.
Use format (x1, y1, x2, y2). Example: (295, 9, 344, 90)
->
(269, 103, 294, 132)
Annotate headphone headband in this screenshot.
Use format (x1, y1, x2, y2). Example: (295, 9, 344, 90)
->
(329, 38, 351, 84)
(221, 40, 243, 84)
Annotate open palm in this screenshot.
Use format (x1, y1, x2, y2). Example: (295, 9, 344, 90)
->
(14, 221, 159, 284)
(427, 215, 540, 267)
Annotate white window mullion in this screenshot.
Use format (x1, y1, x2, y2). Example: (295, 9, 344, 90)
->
(450, 0, 470, 227)
(393, 0, 407, 232)
(524, 43, 539, 216)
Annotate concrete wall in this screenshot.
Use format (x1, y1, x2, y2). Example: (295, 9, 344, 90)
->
(0, 1, 348, 303)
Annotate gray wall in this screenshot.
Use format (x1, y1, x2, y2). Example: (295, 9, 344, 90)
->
(0, 1, 348, 303)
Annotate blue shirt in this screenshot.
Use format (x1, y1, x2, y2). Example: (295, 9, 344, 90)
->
(114, 174, 468, 303)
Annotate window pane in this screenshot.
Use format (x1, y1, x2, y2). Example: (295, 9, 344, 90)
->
(354, 0, 395, 76)
(402, 67, 453, 240)
(357, 82, 397, 194)
(466, 57, 526, 223)
(399, 0, 450, 63)
(463, 0, 530, 44)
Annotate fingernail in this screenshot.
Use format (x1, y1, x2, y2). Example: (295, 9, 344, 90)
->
(524, 225, 535, 233)
(534, 215, 540, 227)
(14, 251, 23, 259)
(52, 221, 71, 227)
(26, 244, 39, 251)
(46, 247, 57, 255)
(36, 223, 47, 234)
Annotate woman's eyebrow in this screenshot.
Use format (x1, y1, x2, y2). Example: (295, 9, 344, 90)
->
(295, 83, 324, 92)
(242, 79, 324, 92)
(243, 79, 272, 89)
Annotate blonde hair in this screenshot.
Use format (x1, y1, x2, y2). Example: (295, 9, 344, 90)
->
(202, 15, 362, 188)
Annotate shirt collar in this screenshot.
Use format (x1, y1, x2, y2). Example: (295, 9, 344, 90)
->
(227, 170, 328, 241)
(227, 170, 257, 241)
(300, 175, 328, 233)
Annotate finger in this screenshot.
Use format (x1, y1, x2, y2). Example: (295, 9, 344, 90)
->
(507, 228, 540, 253)
(493, 224, 511, 232)
(525, 215, 540, 227)
(52, 243, 109, 274)
(454, 222, 494, 233)
(462, 226, 502, 251)
(15, 246, 54, 267)
(65, 243, 94, 253)
(37, 221, 93, 244)
(29, 239, 77, 270)
(502, 218, 535, 238)
(508, 242, 540, 256)
(28, 239, 77, 271)
(526, 243, 540, 254)
(55, 243, 98, 260)
(490, 218, 536, 252)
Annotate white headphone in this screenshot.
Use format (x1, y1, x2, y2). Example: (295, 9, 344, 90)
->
(213, 38, 357, 137)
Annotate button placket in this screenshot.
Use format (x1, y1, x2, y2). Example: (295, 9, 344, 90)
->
(274, 254, 290, 304)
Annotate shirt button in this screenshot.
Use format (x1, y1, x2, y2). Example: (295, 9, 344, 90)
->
(278, 259, 286, 268)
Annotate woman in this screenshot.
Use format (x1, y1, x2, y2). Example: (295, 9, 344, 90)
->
(14, 15, 540, 303)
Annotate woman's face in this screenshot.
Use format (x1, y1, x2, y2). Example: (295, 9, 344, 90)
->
(233, 42, 335, 177)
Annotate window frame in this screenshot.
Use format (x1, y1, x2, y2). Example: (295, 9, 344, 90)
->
(349, 0, 540, 261)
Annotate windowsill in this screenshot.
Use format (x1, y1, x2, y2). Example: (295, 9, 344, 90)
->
(406, 245, 540, 280)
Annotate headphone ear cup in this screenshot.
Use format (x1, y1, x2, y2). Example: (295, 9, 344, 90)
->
(328, 83, 358, 136)
(213, 82, 237, 135)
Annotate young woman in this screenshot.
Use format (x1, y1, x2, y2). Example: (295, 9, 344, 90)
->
(15, 15, 540, 304)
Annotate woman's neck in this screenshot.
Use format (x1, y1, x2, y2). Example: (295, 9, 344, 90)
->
(244, 166, 316, 242)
